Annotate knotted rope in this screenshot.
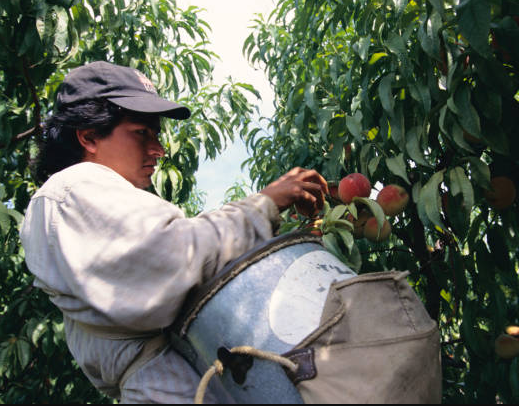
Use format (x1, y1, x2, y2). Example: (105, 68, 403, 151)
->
(194, 345, 298, 404)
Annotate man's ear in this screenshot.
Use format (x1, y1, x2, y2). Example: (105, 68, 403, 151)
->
(76, 129, 98, 154)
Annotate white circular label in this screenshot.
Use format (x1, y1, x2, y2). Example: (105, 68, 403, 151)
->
(268, 250, 357, 346)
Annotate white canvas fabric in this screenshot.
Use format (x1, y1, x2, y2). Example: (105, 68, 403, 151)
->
(20, 162, 279, 403)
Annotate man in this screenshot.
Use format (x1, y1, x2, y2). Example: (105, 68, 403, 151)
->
(20, 61, 328, 403)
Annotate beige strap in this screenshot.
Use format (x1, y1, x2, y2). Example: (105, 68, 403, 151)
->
(194, 346, 298, 404)
(69, 318, 168, 391)
(119, 333, 168, 390)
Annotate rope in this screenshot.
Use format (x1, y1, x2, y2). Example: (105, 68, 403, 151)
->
(194, 346, 299, 404)
(194, 360, 224, 404)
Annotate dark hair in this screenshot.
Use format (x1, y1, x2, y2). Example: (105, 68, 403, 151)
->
(32, 99, 161, 185)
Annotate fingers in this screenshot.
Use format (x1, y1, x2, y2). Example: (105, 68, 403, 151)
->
(260, 167, 328, 216)
(293, 181, 325, 217)
(295, 189, 319, 218)
(283, 167, 329, 195)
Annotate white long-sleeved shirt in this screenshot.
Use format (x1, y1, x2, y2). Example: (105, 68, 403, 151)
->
(20, 162, 280, 403)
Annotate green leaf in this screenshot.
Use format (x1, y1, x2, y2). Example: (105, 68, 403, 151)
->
(328, 205, 348, 222)
(379, 74, 395, 116)
(344, 243, 362, 272)
(0, 346, 10, 377)
(418, 170, 446, 231)
(412, 181, 422, 204)
(453, 84, 481, 137)
(368, 52, 388, 65)
(54, 8, 70, 53)
(385, 32, 407, 55)
(0, 204, 11, 236)
(388, 103, 405, 145)
(386, 153, 411, 185)
(408, 80, 431, 114)
(428, 0, 445, 16)
(406, 126, 432, 167)
(304, 82, 318, 114)
(466, 156, 491, 189)
(336, 228, 355, 254)
(346, 111, 363, 142)
(418, 12, 442, 59)
(31, 322, 48, 347)
(15, 339, 31, 370)
(354, 36, 371, 62)
(347, 203, 358, 219)
(352, 197, 386, 231)
(331, 219, 354, 231)
(322, 233, 345, 261)
(449, 167, 474, 212)
(368, 156, 382, 177)
(451, 120, 475, 153)
(456, 0, 492, 57)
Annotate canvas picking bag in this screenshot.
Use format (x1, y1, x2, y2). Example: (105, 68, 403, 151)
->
(291, 270, 442, 404)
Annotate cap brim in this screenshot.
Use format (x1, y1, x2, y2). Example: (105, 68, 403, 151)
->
(108, 96, 191, 120)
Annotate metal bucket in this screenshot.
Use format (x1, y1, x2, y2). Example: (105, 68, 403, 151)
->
(173, 232, 357, 404)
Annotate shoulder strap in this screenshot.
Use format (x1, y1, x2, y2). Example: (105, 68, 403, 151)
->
(118, 333, 168, 390)
(68, 318, 169, 390)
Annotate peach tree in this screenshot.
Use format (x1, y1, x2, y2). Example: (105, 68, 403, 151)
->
(0, 0, 260, 402)
(243, 0, 519, 402)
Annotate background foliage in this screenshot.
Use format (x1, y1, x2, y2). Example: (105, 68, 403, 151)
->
(0, 0, 259, 402)
(2, 0, 519, 403)
(243, 0, 519, 403)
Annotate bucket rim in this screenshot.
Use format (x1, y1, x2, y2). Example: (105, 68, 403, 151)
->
(171, 232, 323, 337)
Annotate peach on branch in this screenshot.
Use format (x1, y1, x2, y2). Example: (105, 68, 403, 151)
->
(506, 326, 519, 337)
(376, 185, 409, 217)
(347, 209, 371, 239)
(495, 333, 519, 359)
(363, 217, 392, 243)
(484, 176, 516, 210)
(338, 173, 371, 204)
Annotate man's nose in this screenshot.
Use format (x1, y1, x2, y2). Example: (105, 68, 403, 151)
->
(148, 138, 166, 158)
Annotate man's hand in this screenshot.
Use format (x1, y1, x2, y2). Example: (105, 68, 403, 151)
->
(260, 168, 329, 218)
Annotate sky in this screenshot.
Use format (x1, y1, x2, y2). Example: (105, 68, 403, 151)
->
(181, 0, 277, 210)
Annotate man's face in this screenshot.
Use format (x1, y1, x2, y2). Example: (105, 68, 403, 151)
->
(88, 116, 165, 189)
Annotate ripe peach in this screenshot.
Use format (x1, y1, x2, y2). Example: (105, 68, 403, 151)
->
(338, 173, 371, 204)
(347, 210, 371, 239)
(506, 326, 519, 337)
(363, 217, 392, 243)
(376, 185, 409, 217)
(495, 333, 519, 359)
(484, 177, 516, 210)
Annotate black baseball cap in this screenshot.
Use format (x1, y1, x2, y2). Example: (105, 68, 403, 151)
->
(56, 61, 191, 120)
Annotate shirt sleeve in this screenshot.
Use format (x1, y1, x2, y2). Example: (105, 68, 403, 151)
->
(42, 178, 280, 332)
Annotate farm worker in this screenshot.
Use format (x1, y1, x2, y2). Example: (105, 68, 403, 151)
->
(20, 61, 328, 403)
